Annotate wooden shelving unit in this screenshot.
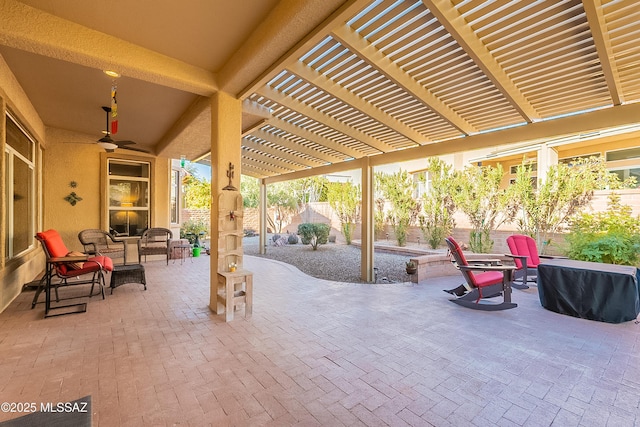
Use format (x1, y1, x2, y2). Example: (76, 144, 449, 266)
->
(217, 191, 244, 272)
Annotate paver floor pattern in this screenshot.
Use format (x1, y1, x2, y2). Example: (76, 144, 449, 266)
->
(1, 255, 640, 426)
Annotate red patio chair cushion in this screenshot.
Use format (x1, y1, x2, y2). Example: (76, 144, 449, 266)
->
(447, 236, 505, 288)
(37, 229, 69, 258)
(507, 234, 541, 269)
(472, 271, 504, 287)
(75, 256, 114, 274)
(37, 230, 114, 275)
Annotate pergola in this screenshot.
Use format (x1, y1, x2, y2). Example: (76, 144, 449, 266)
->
(232, 0, 640, 280)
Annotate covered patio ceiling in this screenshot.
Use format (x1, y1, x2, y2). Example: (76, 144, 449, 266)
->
(1, 0, 639, 180)
(237, 0, 640, 180)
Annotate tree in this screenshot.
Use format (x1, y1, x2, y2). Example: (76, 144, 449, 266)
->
(375, 170, 420, 246)
(452, 164, 518, 253)
(419, 158, 456, 249)
(241, 175, 260, 208)
(182, 167, 211, 209)
(512, 156, 634, 252)
(291, 176, 328, 205)
(268, 182, 299, 233)
(326, 181, 361, 244)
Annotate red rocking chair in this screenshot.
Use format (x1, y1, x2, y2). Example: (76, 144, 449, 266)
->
(445, 236, 517, 311)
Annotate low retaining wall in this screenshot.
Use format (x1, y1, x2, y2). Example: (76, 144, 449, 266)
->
(409, 253, 514, 283)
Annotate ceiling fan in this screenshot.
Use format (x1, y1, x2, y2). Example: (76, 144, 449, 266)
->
(97, 106, 149, 153)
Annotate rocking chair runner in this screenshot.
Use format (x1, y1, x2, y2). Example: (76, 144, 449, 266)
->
(444, 236, 517, 311)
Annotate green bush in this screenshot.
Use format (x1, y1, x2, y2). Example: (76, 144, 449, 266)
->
(180, 219, 209, 246)
(297, 223, 330, 250)
(287, 233, 299, 244)
(566, 233, 640, 265)
(565, 194, 640, 265)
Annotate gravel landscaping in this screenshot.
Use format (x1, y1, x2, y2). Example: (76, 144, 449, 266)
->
(243, 236, 421, 283)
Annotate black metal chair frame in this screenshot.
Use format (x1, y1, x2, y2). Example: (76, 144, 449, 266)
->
(34, 233, 109, 317)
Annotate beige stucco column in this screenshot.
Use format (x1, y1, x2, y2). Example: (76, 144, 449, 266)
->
(209, 91, 242, 310)
(536, 142, 558, 184)
(360, 156, 375, 282)
(259, 179, 267, 255)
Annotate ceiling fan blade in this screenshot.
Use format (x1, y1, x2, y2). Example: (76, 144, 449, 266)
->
(115, 140, 136, 146)
(119, 145, 151, 153)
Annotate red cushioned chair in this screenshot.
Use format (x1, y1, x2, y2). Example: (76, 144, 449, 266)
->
(505, 234, 565, 289)
(444, 236, 517, 311)
(505, 234, 541, 290)
(35, 230, 114, 315)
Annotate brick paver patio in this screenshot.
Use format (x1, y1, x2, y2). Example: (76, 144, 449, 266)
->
(1, 255, 639, 426)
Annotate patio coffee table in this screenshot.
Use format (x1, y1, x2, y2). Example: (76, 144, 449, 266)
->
(109, 264, 146, 294)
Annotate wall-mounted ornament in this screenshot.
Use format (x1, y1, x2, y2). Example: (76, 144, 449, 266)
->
(64, 192, 83, 206)
(69, 181, 78, 188)
(222, 162, 238, 191)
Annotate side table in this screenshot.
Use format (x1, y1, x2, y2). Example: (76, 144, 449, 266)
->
(110, 264, 147, 294)
(216, 269, 253, 321)
(171, 244, 192, 264)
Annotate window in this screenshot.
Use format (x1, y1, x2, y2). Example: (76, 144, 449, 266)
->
(606, 147, 640, 162)
(4, 114, 36, 259)
(559, 153, 600, 165)
(170, 169, 180, 224)
(412, 171, 429, 198)
(509, 177, 538, 189)
(610, 168, 640, 188)
(107, 159, 150, 236)
(510, 162, 537, 174)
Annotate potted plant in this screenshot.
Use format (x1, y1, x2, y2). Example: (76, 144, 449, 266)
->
(406, 260, 417, 275)
(180, 219, 209, 257)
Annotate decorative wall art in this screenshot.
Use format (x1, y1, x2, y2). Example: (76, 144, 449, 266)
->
(64, 181, 83, 206)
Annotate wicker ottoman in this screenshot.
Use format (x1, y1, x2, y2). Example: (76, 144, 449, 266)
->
(109, 264, 146, 294)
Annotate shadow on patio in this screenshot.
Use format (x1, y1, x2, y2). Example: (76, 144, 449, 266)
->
(1, 255, 639, 426)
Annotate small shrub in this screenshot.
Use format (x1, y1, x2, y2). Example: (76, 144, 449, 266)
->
(565, 194, 640, 265)
(272, 234, 281, 243)
(287, 233, 299, 244)
(180, 219, 209, 245)
(297, 223, 330, 250)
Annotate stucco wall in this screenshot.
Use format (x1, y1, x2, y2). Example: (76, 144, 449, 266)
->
(44, 131, 104, 252)
(44, 131, 171, 252)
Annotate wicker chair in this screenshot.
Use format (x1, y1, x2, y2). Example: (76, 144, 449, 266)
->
(138, 228, 173, 265)
(78, 229, 127, 265)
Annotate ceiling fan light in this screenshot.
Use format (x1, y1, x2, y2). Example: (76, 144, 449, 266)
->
(98, 141, 118, 152)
